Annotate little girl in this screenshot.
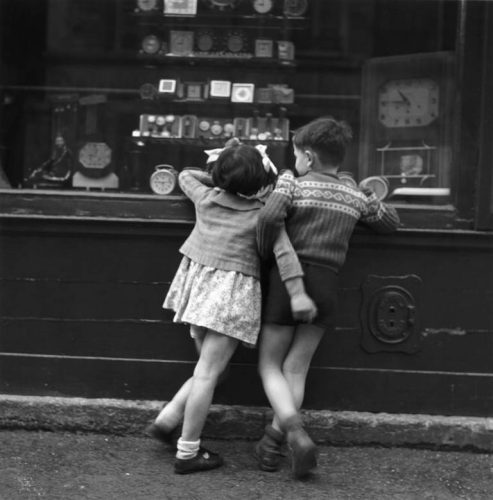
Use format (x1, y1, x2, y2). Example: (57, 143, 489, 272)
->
(150, 139, 316, 475)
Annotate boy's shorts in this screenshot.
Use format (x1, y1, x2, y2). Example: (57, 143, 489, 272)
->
(262, 261, 338, 332)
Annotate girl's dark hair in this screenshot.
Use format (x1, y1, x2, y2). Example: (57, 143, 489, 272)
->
(293, 117, 353, 165)
(211, 141, 277, 196)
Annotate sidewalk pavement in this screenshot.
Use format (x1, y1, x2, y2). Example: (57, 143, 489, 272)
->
(1, 395, 492, 452)
(1, 429, 492, 499)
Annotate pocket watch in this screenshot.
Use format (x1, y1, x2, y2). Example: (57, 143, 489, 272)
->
(150, 165, 178, 195)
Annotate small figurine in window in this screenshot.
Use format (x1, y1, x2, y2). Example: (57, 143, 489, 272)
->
(25, 134, 73, 188)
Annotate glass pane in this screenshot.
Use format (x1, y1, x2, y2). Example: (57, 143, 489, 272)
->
(0, 0, 459, 212)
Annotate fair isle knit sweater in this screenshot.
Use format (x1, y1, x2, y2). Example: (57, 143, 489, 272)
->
(257, 170, 400, 273)
(178, 169, 303, 280)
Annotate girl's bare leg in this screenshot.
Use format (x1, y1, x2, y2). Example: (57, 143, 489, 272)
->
(154, 327, 206, 430)
(180, 330, 239, 441)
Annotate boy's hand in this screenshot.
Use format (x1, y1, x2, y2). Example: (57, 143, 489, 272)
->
(290, 293, 318, 323)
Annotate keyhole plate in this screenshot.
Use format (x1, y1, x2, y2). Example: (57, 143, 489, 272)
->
(361, 275, 422, 353)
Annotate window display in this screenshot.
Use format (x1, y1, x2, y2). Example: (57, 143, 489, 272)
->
(0, 0, 475, 221)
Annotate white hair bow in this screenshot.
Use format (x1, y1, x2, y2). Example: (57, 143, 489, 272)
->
(204, 144, 278, 175)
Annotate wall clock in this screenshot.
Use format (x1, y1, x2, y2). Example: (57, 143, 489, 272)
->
(359, 52, 455, 203)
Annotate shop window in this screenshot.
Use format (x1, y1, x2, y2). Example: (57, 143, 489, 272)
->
(1, 0, 490, 230)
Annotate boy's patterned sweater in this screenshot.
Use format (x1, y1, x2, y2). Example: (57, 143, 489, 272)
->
(257, 170, 400, 273)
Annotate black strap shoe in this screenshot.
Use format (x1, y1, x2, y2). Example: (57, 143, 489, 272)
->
(174, 447, 224, 475)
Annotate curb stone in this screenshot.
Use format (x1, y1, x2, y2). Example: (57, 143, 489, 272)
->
(0, 395, 492, 452)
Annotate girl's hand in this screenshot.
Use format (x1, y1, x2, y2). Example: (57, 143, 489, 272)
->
(290, 293, 318, 323)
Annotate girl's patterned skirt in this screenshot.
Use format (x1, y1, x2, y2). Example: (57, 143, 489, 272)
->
(163, 256, 261, 346)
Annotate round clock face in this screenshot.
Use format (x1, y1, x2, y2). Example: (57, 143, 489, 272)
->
(79, 142, 112, 169)
(253, 0, 273, 14)
(150, 166, 177, 195)
(141, 35, 161, 55)
(378, 79, 439, 128)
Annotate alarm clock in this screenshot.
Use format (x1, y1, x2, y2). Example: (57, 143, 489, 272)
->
(150, 165, 178, 195)
(359, 52, 455, 202)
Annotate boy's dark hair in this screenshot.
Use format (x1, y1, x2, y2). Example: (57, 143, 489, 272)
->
(212, 141, 277, 196)
(293, 117, 353, 165)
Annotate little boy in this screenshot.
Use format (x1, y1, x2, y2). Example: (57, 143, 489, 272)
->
(256, 117, 400, 478)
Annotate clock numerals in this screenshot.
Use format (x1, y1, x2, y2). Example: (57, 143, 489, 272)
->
(378, 79, 439, 128)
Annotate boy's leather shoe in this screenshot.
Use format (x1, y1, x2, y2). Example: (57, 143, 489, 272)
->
(174, 448, 224, 474)
(286, 427, 318, 478)
(254, 425, 285, 472)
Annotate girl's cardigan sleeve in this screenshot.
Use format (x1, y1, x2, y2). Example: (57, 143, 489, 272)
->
(178, 169, 213, 202)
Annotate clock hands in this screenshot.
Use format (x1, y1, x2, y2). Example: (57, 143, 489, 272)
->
(398, 90, 411, 106)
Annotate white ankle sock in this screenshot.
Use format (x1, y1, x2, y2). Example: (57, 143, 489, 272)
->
(176, 437, 200, 460)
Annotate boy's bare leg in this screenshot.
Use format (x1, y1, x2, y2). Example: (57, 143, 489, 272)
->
(269, 323, 324, 433)
(258, 323, 322, 477)
(258, 323, 296, 423)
